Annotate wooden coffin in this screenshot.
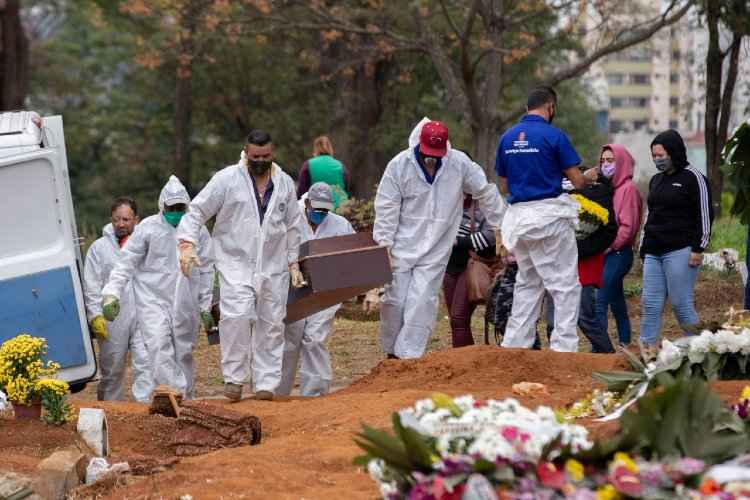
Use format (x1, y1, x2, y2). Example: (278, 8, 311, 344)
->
(285, 232, 392, 323)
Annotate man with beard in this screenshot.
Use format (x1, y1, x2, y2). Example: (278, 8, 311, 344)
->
(177, 130, 305, 401)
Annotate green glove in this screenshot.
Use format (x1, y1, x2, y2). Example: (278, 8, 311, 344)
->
(102, 295, 120, 321)
(201, 311, 214, 331)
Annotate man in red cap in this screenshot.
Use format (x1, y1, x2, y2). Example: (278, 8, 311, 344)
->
(369, 118, 507, 359)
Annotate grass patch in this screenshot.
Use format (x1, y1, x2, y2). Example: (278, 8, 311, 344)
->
(709, 216, 746, 259)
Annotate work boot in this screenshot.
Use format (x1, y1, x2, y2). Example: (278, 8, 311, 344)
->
(253, 390, 274, 401)
(224, 382, 242, 402)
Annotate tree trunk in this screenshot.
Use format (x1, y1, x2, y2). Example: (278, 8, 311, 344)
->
(174, 13, 195, 194)
(704, 0, 724, 217)
(329, 61, 386, 199)
(0, 0, 29, 110)
(472, 122, 499, 182)
(174, 72, 192, 192)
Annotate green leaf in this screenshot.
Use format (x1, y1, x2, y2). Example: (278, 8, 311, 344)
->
(620, 346, 646, 372)
(592, 370, 646, 392)
(703, 352, 722, 380)
(391, 413, 434, 471)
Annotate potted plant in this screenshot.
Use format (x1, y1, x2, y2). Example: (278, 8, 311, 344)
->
(0, 334, 70, 422)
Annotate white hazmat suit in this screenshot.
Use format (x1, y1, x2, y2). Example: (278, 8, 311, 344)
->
(278, 205, 355, 397)
(103, 176, 214, 398)
(500, 195, 580, 352)
(176, 154, 302, 393)
(83, 223, 152, 402)
(373, 119, 507, 358)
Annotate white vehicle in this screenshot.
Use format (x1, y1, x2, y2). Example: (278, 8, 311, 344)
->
(0, 111, 96, 391)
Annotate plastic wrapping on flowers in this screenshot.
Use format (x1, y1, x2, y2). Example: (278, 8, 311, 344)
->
(355, 391, 750, 499)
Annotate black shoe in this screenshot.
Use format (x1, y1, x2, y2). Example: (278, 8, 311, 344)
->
(386, 353, 400, 359)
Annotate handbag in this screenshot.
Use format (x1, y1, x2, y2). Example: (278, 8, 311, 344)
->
(464, 203, 503, 305)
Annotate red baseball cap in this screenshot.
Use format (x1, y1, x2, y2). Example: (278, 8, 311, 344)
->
(419, 121, 449, 157)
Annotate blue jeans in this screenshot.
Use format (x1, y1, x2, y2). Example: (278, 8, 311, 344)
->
(745, 226, 750, 310)
(639, 247, 700, 345)
(596, 249, 634, 345)
(538, 286, 614, 353)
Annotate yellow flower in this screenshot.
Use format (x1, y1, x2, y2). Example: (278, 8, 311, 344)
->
(613, 452, 639, 473)
(572, 193, 609, 225)
(596, 484, 621, 500)
(565, 458, 584, 482)
(741, 386, 750, 400)
(430, 392, 462, 417)
(35, 378, 69, 396)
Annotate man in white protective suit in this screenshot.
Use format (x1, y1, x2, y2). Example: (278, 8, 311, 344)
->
(176, 130, 305, 402)
(277, 182, 356, 397)
(495, 86, 591, 352)
(101, 176, 215, 399)
(83, 197, 152, 402)
(371, 118, 506, 359)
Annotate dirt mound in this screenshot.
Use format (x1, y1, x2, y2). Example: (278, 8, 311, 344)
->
(6, 347, 748, 499)
(345, 345, 625, 407)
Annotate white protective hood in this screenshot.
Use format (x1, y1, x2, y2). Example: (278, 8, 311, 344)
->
(159, 175, 190, 212)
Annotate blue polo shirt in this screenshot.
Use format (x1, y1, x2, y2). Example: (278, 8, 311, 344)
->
(495, 115, 581, 204)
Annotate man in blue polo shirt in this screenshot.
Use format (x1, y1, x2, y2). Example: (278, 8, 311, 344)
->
(495, 86, 590, 352)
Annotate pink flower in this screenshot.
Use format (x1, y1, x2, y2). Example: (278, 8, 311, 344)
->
(537, 462, 566, 490)
(610, 465, 643, 497)
(501, 426, 520, 441)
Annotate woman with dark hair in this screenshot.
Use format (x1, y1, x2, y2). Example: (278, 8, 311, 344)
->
(639, 129, 713, 350)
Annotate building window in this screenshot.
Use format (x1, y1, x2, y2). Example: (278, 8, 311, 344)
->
(610, 120, 624, 133)
(630, 97, 649, 108)
(607, 73, 625, 85)
(670, 96, 679, 107)
(669, 120, 679, 129)
(631, 74, 650, 85)
(670, 73, 679, 84)
(633, 120, 648, 130)
(672, 50, 681, 61)
(610, 97, 624, 107)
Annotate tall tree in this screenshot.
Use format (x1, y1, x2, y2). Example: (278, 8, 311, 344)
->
(251, 0, 694, 171)
(0, 0, 29, 109)
(703, 0, 748, 216)
(107, 0, 243, 193)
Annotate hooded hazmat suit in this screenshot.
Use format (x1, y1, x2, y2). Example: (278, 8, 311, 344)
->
(176, 153, 303, 393)
(102, 176, 214, 398)
(277, 203, 355, 397)
(83, 223, 152, 402)
(373, 118, 506, 359)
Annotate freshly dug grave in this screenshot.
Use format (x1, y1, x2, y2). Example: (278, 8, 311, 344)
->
(0, 402, 178, 476)
(4, 346, 748, 499)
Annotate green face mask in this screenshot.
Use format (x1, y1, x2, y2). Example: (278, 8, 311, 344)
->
(163, 211, 185, 228)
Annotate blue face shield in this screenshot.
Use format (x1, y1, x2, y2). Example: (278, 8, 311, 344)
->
(308, 209, 328, 226)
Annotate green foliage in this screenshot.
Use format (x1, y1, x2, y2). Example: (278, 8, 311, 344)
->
(39, 389, 74, 426)
(722, 121, 750, 224)
(335, 197, 375, 232)
(578, 376, 750, 465)
(709, 216, 747, 259)
(623, 283, 642, 298)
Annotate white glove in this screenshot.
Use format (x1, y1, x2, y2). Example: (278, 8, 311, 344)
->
(289, 262, 307, 289)
(562, 178, 574, 192)
(363, 288, 381, 314)
(179, 241, 201, 277)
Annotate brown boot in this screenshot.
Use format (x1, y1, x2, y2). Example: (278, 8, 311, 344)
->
(224, 383, 242, 402)
(253, 390, 274, 401)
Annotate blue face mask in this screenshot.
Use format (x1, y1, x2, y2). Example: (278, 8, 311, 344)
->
(308, 209, 328, 226)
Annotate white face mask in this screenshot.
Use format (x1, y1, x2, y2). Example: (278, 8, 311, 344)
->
(601, 162, 616, 178)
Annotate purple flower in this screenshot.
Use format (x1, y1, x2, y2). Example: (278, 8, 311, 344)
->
(672, 457, 706, 477)
(734, 400, 750, 420)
